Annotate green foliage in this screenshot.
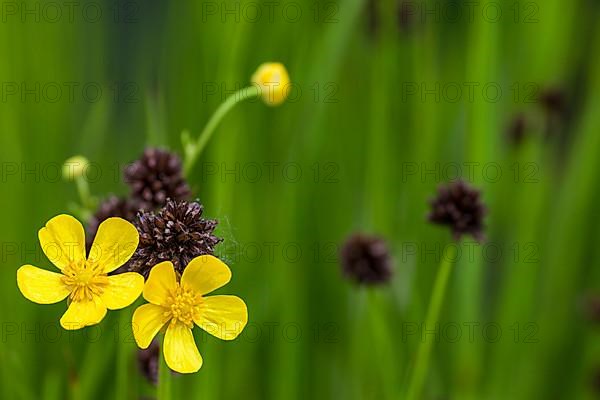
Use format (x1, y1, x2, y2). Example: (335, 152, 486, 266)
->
(1, 0, 600, 399)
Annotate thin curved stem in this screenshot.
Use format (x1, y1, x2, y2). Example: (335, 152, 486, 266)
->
(157, 338, 172, 400)
(183, 85, 260, 175)
(406, 244, 458, 400)
(115, 311, 130, 400)
(75, 175, 92, 208)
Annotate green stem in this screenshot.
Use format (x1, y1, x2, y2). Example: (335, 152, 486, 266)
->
(157, 338, 172, 400)
(183, 85, 260, 175)
(115, 311, 129, 400)
(406, 244, 458, 400)
(75, 175, 92, 208)
(73, 175, 95, 222)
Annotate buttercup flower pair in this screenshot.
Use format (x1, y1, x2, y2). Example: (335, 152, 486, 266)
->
(17, 214, 248, 373)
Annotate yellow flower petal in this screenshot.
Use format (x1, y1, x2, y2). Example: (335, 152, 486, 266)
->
(195, 295, 248, 340)
(60, 296, 107, 330)
(143, 262, 177, 306)
(16, 265, 70, 304)
(163, 322, 202, 373)
(100, 272, 144, 310)
(38, 214, 86, 270)
(88, 218, 139, 273)
(132, 303, 170, 349)
(181, 255, 231, 295)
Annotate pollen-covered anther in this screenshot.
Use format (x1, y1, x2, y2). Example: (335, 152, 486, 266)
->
(165, 287, 202, 329)
(61, 261, 109, 302)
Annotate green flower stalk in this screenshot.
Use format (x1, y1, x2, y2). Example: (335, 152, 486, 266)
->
(157, 344, 172, 400)
(405, 244, 457, 400)
(183, 62, 290, 175)
(406, 182, 486, 399)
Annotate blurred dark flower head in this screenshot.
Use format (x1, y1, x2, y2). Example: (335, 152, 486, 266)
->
(539, 87, 567, 116)
(428, 180, 486, 242)
(591, 366, 600, 395)
(506, 112, 528, 146)
(137, 339, 159, 386)
(366, 0, 419, 39)
(340, 233, 393, 285)
(366, 0, 379, 37)
(128, 199, 222, 277)
(538, 87, 572, 140)
(583, 294, 600, 324)
(86, 195, 144, 252)
(398, 0, 419, 32)
(125, 148, 191, 210)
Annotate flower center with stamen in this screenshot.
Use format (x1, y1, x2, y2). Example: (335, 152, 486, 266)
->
(164, 285, 202, 329)
(62, 260, 109, 302)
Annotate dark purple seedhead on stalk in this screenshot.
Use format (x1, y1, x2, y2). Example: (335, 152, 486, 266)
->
(125, 148, 191, 210)
(506, 112, 528, 146)
(137, 339, 160, 385)
(128, 199, 223, 277)
(428, 180, 486, 242)
(539, 87, 567, 117)
(538, 87, 572, 140)
(340, 233, 393, 285)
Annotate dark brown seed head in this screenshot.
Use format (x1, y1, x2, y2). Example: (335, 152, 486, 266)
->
(125, 148, 191, 210)
(137, 339, 159, 385)
(86, 195, 144, 251)
(128, 199, 223, 277)
(428, 180, 486, 242)
(340, 233, 393, 285)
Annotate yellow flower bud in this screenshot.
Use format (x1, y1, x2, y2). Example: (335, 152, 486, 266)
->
(62, 155, 89, 181)
(251, 62, 290, 106)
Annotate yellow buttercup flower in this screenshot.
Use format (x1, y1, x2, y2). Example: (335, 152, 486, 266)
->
(132, 256, 248, 373)
(16, 214, 143, 330)
(251, 62, 290, 106)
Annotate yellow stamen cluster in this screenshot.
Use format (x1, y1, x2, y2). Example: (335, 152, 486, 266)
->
(62, 260, 109, 302)
(164, 285, 203, 329)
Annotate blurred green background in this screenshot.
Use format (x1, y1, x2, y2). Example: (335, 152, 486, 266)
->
(2, 0, 600, 399)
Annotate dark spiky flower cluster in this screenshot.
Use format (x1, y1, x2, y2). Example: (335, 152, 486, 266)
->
(340, 233, 393, 285)
(86, 195, 144, 251)
(137, 339, 159, 385)
(125, 148, 191, 210)
(128, 199, 222, 277)
(428, 180, 486, 242)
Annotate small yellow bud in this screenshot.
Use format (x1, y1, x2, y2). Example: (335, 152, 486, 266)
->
(251, 62, 290, 106)
(62, 156, 89, 181)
